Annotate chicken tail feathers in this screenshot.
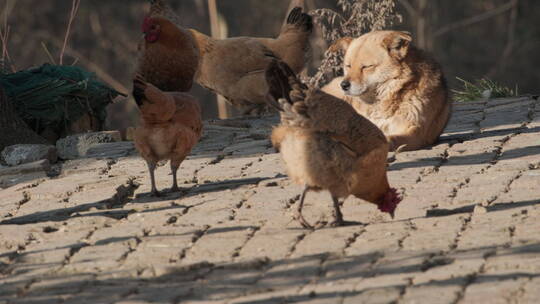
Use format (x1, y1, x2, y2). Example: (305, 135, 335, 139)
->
(265, 60, 310, 124)
(266, 60, 308, 105)
(286, 7, 313, 33)
(265, 60, 293, 109)
(133, 74, 148, 107)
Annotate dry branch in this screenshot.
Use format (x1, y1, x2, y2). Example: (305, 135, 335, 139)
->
(59, 0, 81, 65)
(0, 0, 15, 72)
(434, 0, 517, 38)
(208, 0, 230, 119)
(485, 0, 519, 78)
(309, 0, 401, 88)
(398, 0, 417, 18)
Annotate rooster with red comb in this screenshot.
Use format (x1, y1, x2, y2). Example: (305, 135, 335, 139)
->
(136, 15, 200, 92)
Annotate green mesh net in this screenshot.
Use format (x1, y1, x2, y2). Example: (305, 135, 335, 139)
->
(0, 64, 124, 135)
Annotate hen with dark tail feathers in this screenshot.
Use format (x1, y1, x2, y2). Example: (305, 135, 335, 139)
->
(266, 60, 402, 229)
(137, 2, 199, 92)
(146, 0, 313, 114)
(133, 74, 202, 197)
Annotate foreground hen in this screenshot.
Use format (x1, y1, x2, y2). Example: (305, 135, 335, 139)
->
(147, 0, 313, 114)
(266, 61, 402, 228)
(133, 75, 202, 196)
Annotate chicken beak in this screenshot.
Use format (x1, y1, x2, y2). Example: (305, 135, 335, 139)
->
(390, 210, 395, 219)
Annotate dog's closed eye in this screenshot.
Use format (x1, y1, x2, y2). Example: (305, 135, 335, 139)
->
(361, 64, 376, 71)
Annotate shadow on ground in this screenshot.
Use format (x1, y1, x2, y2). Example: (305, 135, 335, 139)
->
(0, 177, 271, 225)
(1, 242, 540, 303)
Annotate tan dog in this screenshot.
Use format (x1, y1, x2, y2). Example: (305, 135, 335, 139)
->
(322, 31, 451, 151)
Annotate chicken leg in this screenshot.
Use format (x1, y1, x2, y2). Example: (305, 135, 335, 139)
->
(331, 196, 345, 227)
(295, 186, 314, 229)
(170, 161, 180, 193)
(146, 161, 161, 197)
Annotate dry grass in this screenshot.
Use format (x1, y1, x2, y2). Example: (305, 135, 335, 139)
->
(0, 0, 82, 72)
(307, 0, 402, 88)
(0, 0, 15, 73)
(452, 77, 519, 102)
(59, 0, 81, 65)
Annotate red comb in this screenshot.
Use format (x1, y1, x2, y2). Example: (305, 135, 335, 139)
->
(142, 16, 152, 33)
(378, 188, 402, 215)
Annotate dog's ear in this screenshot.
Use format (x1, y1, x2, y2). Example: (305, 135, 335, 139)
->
(384, 31, 412, 60)
(328, 37, 354, 53)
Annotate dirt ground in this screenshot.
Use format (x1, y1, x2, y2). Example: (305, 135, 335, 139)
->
(1, 96, 540, 304)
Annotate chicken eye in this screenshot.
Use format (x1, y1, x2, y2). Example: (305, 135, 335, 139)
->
(345, 64, 351, 69)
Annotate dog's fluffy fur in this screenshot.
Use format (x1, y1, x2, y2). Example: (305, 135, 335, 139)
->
(323, 31, 451, 151)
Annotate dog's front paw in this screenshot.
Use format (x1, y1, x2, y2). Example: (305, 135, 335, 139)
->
(387, 135, 409, 153)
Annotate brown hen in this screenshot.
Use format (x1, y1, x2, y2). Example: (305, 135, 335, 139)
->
(266, 61, 402, 228)
(133, 74, 202, 196)
(137, 15, 199, 92)
(147, 0, 313, 114)
(192, 7, 312, 114)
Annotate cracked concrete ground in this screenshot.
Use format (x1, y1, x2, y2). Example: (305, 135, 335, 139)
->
(1, 96, 540, 304)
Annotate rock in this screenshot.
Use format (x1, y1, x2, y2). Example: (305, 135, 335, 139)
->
(474, 205, 488, 215)
(56, 131, 122, 160)
(85, 142, 136, 159)
(1, 144, 57, 166)
(0, 159, 51, 177)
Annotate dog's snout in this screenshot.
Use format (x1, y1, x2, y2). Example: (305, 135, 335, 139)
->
(341, 80, 351, 91)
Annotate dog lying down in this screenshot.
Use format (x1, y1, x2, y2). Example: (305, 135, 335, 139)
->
(323, 31, 452, 151)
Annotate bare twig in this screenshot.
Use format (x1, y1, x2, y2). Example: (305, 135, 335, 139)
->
(60, 45, 127, 94)
(397, 0, 417, 18)
(1, 0, 7, 62)
(0, 0, 15, 72)
(31, 29, 128, 95)
(41, 42, 56, 65)
(59, 0, 81, 65)
(0, 24, 10, 66)
(208, 0, 230, 119)
(309, 0, 401, 88)
(415, 0, 429, 50)
(434, 0, 516, 38)
(485, 0, 519, 78)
